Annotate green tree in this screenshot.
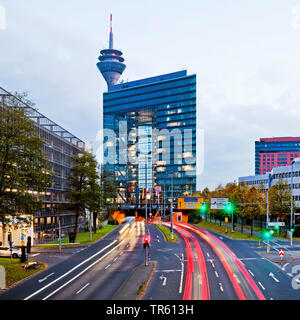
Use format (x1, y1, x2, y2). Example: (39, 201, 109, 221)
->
(100, 167, 118, 219)
(67, 151, 99, 239)
(0, 92, 52, 236)
(87, 173, 103, 233)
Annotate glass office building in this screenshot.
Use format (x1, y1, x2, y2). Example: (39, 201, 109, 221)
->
(102, 70, 197, 203)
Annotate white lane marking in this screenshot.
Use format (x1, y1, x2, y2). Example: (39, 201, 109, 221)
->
(206, 252, 210, 258)
(105, 264, 111, 270)
(258, 282, 265, 290)
(215, 271, 219, 278)
(176, 253, 184, 294)
(76, 283, 90, 295)
(119, 252, 123, 256)
(113, 257, 118, 262)
(155, 269, 181, 273)
(248, 269, 255, 277)
(38, 272, 55, 283)
(282, 263, 289, 271)
(269, 272, 280, 283)
(233, 274, 241, 284)
(219, 283, 224, 292)
(198, 274, 202, 285)
(219, 237, 223, 240)
(159, 275, 167, 286)
(287, 273, 293, 277)
(31, 253, 40, 257)
(42, 240, 125, 300)
(210, 261, 215, 268)
(24, 239, 118, 300)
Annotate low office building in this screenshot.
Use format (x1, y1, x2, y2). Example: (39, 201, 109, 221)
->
(255, 137, 300, 175)
(239, 158, 300, 210)
(0, 87, 85, 245)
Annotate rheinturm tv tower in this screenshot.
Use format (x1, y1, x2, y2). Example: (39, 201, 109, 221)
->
(97, 14, 126, 90)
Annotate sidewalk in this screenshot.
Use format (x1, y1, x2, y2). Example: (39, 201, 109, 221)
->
(30, 245, 86, 254)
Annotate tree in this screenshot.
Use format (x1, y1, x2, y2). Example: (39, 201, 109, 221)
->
(67, 151, 98, 240)
(87, 175, 103, 233)
(269, 179, 295, 226)
(231, 181, 249, 232)
(243, 186, 265, 236)
(100, 167, 118, 219)
(0, 92, 52, 237)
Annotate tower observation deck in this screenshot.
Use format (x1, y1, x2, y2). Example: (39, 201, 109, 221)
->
(97, 14, 126, 90)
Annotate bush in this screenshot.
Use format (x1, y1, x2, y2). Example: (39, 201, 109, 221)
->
(188, 212, 202, 224)
(108, 216, 118, 225)
(293, 225, 300, 237)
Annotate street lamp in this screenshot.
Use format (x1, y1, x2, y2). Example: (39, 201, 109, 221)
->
(290, 159, 295, 247)
(169, 171, 176, 239)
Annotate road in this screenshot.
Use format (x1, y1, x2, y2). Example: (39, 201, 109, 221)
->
(0, 222, 145, 300)
(1, 221, 300, 300)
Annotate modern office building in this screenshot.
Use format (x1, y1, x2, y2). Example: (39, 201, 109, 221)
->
(239, 158, 300, 211)
(0, 87, 85, 244)
(97, 18, 197, 204)
(255, 137, 300, 175)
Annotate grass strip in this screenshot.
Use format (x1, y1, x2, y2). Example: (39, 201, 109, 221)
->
(0, 258, 45, 288)
(156, 224, 178, 242)
(36, 224, 118, 248)
(195, 220, 261, 241)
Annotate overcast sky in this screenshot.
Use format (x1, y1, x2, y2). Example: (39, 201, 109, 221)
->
(1, 0, 300, 191)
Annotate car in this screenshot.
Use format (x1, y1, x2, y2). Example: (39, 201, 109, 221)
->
(0, 246, 22, 259)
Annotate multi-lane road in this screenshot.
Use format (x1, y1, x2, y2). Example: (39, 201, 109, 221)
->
(0, 220, 300, 300)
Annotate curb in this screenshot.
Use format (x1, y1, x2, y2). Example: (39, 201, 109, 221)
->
(112, 261, 157, 300)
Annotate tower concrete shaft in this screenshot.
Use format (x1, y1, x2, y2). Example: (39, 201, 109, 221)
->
(97, 14, 126, 90)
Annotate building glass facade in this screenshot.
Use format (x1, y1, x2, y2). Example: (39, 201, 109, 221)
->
(103, 70, 197, 203)
(255, 137, 300, 175)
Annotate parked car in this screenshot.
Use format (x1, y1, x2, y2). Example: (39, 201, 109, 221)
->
(0, 246, 22, 258)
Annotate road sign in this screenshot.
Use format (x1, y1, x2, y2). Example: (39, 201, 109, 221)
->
(211, 197, 228, 210)
(279, 249, 285, 257)
(268, 222, 285, 227)
(21, 235, 24, 241)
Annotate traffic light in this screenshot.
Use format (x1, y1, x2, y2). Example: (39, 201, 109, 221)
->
(225, 202, 233, 213)
(263, 230, 272, 239)
(143, 235, 150, 248)
(200, 202, 207, 216)
(291, 226, 295, 233)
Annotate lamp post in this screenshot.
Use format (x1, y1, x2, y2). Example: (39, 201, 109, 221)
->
(169, 171, 175, 239)
(138, 150, 151, 233)
(290, 160, 295, 247)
